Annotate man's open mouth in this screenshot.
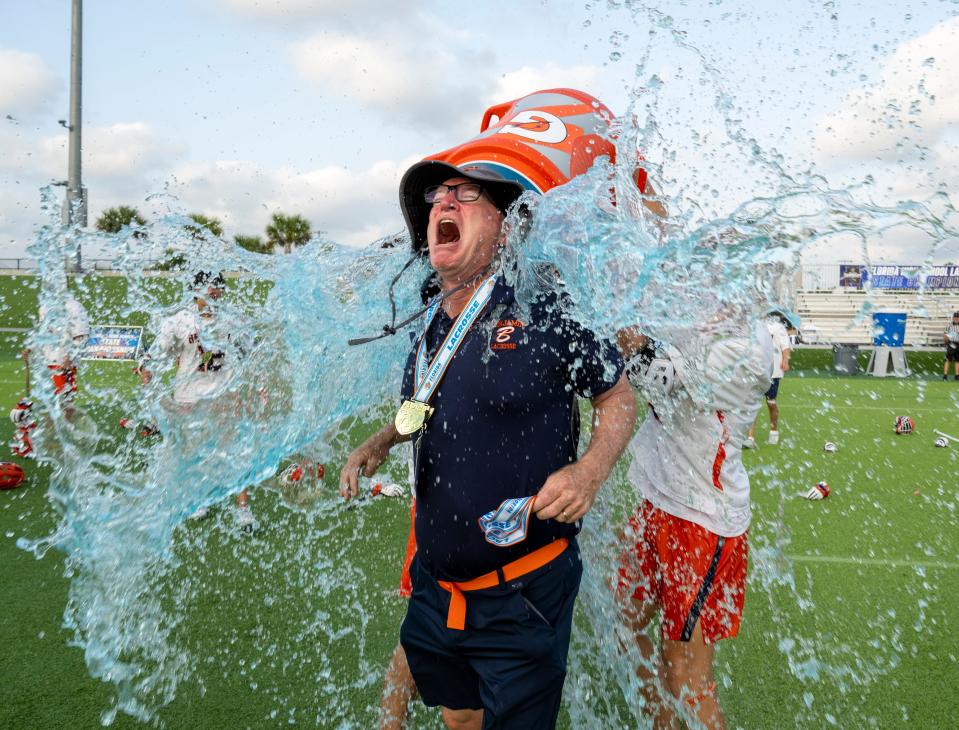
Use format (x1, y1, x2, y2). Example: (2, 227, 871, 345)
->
(437, 219, 461, 245)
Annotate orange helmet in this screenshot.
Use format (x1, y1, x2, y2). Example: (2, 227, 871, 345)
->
(400, 88, 647, 252)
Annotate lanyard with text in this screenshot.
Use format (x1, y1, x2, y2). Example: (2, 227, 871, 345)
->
(395, 275, 496, 436)
(414, 298, 442, 388)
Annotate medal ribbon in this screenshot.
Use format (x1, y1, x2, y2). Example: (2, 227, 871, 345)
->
(478, 496, 536, 547)
(412, 276, 496, 403)
(414, 298, 442, 388)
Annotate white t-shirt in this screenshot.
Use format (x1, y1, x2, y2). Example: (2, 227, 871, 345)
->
(38, 295, 90, 367)
(626, 321, 773, 537)
(767, 319, 790, 379)
(149, 308, 232, 404)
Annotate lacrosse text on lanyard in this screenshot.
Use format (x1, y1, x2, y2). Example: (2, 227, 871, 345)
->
(394, 275, 497, 436)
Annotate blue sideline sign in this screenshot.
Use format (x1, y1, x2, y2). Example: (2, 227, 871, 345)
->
(82, 325, 144, 361)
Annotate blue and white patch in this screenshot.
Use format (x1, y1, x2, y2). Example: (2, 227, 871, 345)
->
(478, 496, 535, 547)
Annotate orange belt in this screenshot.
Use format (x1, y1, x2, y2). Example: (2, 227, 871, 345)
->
(438, 538, 569, 631)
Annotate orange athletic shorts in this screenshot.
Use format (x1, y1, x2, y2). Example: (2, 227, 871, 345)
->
(399, 499, 416, 598)
(617, 500, 747, 644)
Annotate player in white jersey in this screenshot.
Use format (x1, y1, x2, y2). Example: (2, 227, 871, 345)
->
(13, 291, 90, 457)
(20, 291, 90, 416)
(146, 302, 230, 405)
(744, 313, 791, 447)
(616, 320, 772, 730)
(943, 311, 959, 381)
(138, 271, 254, 531)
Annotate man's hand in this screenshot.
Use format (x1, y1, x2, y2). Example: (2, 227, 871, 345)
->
(533, 459, 604, 524)
(338, 423, 404, 502)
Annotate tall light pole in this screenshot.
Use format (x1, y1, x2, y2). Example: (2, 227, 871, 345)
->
(62, 0, 86, 271)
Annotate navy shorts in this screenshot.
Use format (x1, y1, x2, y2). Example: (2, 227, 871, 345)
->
(765, 378, 781, 400)
(947, 346, 959, 362)
(400, 540, 583, 729)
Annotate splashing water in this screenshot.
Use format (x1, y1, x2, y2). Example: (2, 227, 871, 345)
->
(11, 5, 959, 728)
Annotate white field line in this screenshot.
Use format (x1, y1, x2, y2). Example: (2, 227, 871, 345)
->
(786, 554, 959, 570)
(788, 404, 959, 413)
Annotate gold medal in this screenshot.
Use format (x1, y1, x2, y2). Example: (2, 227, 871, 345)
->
(395, 399, 434, 436)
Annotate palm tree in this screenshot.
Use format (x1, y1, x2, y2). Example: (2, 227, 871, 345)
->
(152, 213, 223, 271)
(265, 212, 311, 254)
(185, 213, 224, 240)
(95, 205, 146, 235)
(234, 234, 272, 254)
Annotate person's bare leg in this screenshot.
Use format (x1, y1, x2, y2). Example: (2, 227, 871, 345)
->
(621, 595, 677, 729)
(767, 400, 779, 432)
(441, 707, 482, 730)
(380, 643, 417, 730)
(661, 622, 725, 730)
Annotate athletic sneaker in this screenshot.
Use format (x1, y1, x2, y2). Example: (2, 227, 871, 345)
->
(743, 436, 756, 449)
(767, 430, 780, 445)
(188, 506, 209, 521)
(236, 505, 255, 534)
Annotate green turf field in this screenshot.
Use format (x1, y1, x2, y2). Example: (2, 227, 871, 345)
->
(1, 318, 958, 727)
(0, 273, 272, 354)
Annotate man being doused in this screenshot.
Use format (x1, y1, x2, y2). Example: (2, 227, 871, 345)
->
(341, 89, 639, 729)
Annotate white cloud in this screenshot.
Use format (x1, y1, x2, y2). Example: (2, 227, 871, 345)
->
(0, 147, 417, 254)
(291, 29, 495, 134)
(217, 0, 421, 28)
(808, 17, 959, 263)
(0, 121, 187, 251)
(226, 2, 607, 142)
(31, 122, 185, 180)
(166, 155, 419, 246)
(0, 49, 62, 118)
(814, 17, 959, 163)
(291, 24, 610, 143)
(490, 64, 604, 107)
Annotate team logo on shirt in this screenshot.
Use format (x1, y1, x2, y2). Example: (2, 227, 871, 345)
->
(490, 319, 526, 351)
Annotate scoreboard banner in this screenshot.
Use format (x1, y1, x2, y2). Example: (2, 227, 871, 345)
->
(840, 264, 959, 289)
(82, 325, 144, 361)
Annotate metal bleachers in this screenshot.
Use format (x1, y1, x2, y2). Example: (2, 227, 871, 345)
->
(795, 289, 959, 347)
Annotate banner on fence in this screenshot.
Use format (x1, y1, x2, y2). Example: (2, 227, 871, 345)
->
(839, 265, 959, 290)
(82, 325, 144, 361)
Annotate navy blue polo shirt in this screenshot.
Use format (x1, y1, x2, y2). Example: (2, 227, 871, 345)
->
(401, 279, 623, 582)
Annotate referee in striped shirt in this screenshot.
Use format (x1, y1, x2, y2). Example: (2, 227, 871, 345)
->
(944, 311, 959, 380)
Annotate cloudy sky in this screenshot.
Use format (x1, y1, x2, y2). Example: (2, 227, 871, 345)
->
(2, 0, 957, 263)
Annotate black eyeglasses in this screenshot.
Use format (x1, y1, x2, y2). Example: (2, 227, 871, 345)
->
(424, 182, 484, 205)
